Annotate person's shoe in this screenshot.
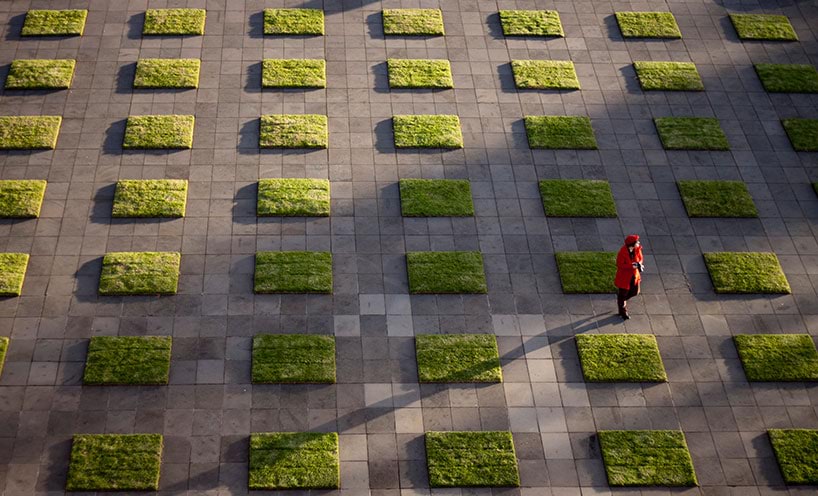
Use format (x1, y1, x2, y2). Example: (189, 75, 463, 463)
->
(620, 310, 630, 320)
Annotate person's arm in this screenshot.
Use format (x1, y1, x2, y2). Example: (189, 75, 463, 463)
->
(616, 251, 634, 270)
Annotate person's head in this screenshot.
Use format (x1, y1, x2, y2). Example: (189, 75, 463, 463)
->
(624, 234, 640, 251)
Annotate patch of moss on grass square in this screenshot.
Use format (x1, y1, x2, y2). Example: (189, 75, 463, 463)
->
(782, 119, 818, 151)
(734, 334, 818, 382)
(22, 9, 87, 36)
(66, 434, 163, 491)
(83, 336, 172, 385)
(598, 430, 697, 486)
(538, 179, 616, 217)
(264, 9, 324, 35)
(499, 10, 563, 37)
(123, 115, 194, 149)
(633, 61, 703, 91)
(143, 8, 206, 35)
(0, 253, 29, 296)
(388, 59, 453, 89)
(249, 432, 340, 489)
(511, 60, 580, 90)
(0, 337, 7, 377)
(383, 9, 445, 36)
(5, 59, 76, 89)
(0, 116, 61, 150)
(407, 251, 487, 294)
(252, 334, 336, 383)
(254, 251, 332, 294)
(133, 59, 201, 89)
(399, 178, 473, 217)
(654, 117, 729, 150)
(262, 59, 326, 88)
(677, 180, 757, 218)
(112, 179, 188, 218)
(416, 334, 501, 383)
(703, 252, 791, 294)
(0, 180, 46, 218)
(259, 114, 328, 148)
(426, 431, 520, 487)
(393, 115, 463, 148)
(769, 429, 818, 484)
(99, 252, 181, 295)
(616, 12, 681, 38)
(524, 116, 597, 149)
(730, 14, 797, 41)
(576, 334, 667, 382)
(754, 64, 818, 93)
(257, 178, 330, 217)
(555, 252, 616, 294)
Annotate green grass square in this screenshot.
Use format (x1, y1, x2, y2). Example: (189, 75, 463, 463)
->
(407, 251, 487, 294)
(769, 429, 818, 484)
(416, 334, 501, 383)
(254, 251, 332, 294)
(754, 64, 818, 93)
(123, 115, 194, 149)
(249, 432, 339, 489)
(511, 60, 580, 90)
(133, 58, 200, 89)
(393, 114, 463, 148)
(616, 12, 681, 38)
(259, 114, 328, 148)
(83, 336, 172, 385)
(0, 116, 61, 150)
(555, 252, 616, 294)
(633, 61, 703, 91)
(576, 334, 667, 382)
(598, 430, 697, 486)
(388, 59, 453, 89)
(257, 178, 330, 217)
(112, 179, 188, 218)
(399, 179, 473, 217)
(730, 14, 797, 41)
(264, 9, 324, 35)
(538, 179, 617, 217)
(383, 9, 445, 36)
(677, 180, 757, 218)
(66, 434, 163, 491)
(262, 59, 326, 88)
(5, 59, 75, 89)
(704, 252, 791, 294)
(524, 116, 597, 149)
(734, 334, 818, 382)
(252, 334, 336, 383)
(499, 10, 563, 37)
(0, 180, 46, 218)
(654, 117, 729, 150)
(0, 337, 7, 378)
(426, 431, 520, 487)
(99, 252, 181, 296)
(783, 119, 818, 151)
(22, 9, 87, 36)
(0, 253, 29, 296)
(143, 8, 206, 35)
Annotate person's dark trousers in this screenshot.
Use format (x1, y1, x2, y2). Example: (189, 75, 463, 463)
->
(617, 283, 639, 315)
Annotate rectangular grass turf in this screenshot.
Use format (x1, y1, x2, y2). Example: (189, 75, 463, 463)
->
(0, 116, 61, 150)
(598, 430, 698, 486)
(677, 180, 757, 217)
(703, 252, 791, 294)
(5, 59, 76, 89)
(257, 178, 330, 216)
(383, 9, 445, 36)
(392, 115, 463, 148)
(576, 334, 667, 382)
(511, 60, 580, 89)
(112, 179, 188, 218)
(524, 116, 597, 149)
(426, 431, 520, 487)
(615, 12, 681, 38)
(264, 9, 324, 35)
(734, 334, 818, 381)
(254, 251, 332, 294)
(0, 180, 46, 218)
(633, 61, 703, 91)
(262, 59, 326, 88)
(555, 252, 616, 294)
(538, 179, 616, 217)
(654, 117, 729, 150)
(0, 337, 7, 377)
(399, 178, 474, 217)
(387, 59, 453, 89)
(406, 251, 487, 294)
(499, 10, 563, 37)
(416, 334, 501, 383)
(123, 115, 194, 149)
(66, 434, 163, 491)
(22, 9, 87, 36)
(143, 8, 206, 35)
(782, 119, 818, 151)
(83, 336, 172, 385)
(133, 59, 201, 89)
(259, 114, 328, 148)
(98, 252, 181, 295)
(769, 429, 818, 484)
(730, 13, 798, 41)
(0, 253, 29, 296)
(249, 432, 339, 489)
(252, 334, 336, 383)
(754, 64, 818, 93)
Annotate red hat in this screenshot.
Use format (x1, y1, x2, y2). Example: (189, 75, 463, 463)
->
(624, 234, 639, 245)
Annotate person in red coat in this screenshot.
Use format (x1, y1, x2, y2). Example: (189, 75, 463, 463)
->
(614, 234, 644, 320)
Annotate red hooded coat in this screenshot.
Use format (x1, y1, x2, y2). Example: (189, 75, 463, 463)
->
(614, 243, 643, 290)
